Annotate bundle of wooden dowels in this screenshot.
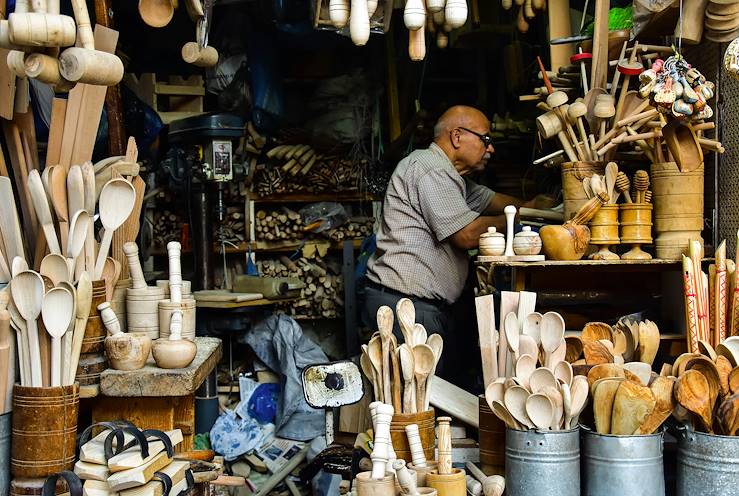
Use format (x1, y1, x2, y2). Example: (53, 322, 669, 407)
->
(683, 234, 739, 355)
(359, 300, 443, 415)
(254, 153, 365, 196)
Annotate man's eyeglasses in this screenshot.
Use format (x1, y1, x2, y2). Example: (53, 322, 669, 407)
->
(458, 127, 494, 148)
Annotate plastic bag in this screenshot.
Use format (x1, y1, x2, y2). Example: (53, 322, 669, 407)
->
(299, 203, 348, 233)
(209, 409, 275, 461)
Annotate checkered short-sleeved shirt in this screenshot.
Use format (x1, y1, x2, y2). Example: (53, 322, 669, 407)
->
(366, 143, 494, 303)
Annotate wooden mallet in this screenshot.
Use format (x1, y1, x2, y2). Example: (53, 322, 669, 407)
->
(59, 0, 124, 85)
(536, 110, 578, 162)
(182, 42, 219, 67)
(7, 0, 76, 48)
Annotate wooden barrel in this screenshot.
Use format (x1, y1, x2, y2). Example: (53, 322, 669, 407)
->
(80, 315, 104, 354)
(479, 395, 505, 475)
(10, 477, 68, 496)
(159, 299, 196, 341)
(620, 204, 653, 243)
(11, 384, 79, 478)
(390, 409, 435, 463)
(561, 161, 604, 221)
(651, 161, 704, 260)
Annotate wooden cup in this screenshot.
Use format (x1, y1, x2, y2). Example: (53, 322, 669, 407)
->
(354, 471, 396, 496)
(426, 468, 467, 495)
(588, 204, 620, 260)
(620, 203, 653, 260)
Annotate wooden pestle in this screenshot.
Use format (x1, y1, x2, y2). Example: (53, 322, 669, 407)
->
(405, 424, 428, 468)
(59, 0, 124, 85)
(123, 242, 148, 290)
(465, 462, 505, 496)
(370, 402, 394, 479)
(167, 241, 183, 304)
(437, 417, 452, 475)
(393, 460, 418, 495)
(182, 42, 219, 67)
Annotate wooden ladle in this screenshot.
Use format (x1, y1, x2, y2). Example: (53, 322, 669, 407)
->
(94, 179, 136, 279)
(41, 287, 74, 387)
(10, 270, 45, 387)
(413, 344, 435, 413)
(676, 369, 713, 433)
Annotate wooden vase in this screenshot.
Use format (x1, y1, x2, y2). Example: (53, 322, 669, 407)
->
(588, 204, 620, 260)
(620, 203, 653, 260)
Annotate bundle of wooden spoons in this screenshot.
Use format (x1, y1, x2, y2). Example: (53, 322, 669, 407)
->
(566, 319, 661, 367)
(359, 299, 443, 414)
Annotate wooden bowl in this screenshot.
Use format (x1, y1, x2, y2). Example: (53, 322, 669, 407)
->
(152, 338, 197, 369)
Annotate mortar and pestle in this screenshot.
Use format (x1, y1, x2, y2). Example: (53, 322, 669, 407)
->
(426, 417, 466, 495)
(152, 309, 197, 369)
(100, 302, 151, 371)
(59, 0, 124, 85)
(124, 242, 165, 339)
(540, 192, 608, 260)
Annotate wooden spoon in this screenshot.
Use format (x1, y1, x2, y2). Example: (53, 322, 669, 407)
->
(11, 257, 28, 279)
(491, 399, 520, 430)
(728, 366, 739, 395)
(138, 0, 174, 28)
(485, 379, 506, 409)
(375, 305, 394, 406)
(584, 339, 614, 365)
(515, 354, 537, 390)
(560, 381, 572, 430)
(698, 339, 718, 361)
(504, 385, 534, 428)
(41, 287, 74, 387)
(568, 375, 590, 429)
(717, 394, 739, 436)
(67, 272, 92, 385)
(399, 344, 416, 413)
(81, 162, 96, 274)
(66, 165, 85, 219)
(522, 312, 542, 344)
(635, 375, 676, 434)
(413, 344, 435, 413)
(28, 170, 61, 255)
(526, 393, 554, 430)
(519, 335, 538, 363)
(10, 270, 45, 387)
(48, 165, 69, 255)
(413, 323, 428, 348)
(541, 312, 565, 368)
(367, 335, 384, 403)
(565, 335, 583, 363)
(66, 210, 90, 279)
(94, 179, 136, 279)
(360, 346, 380, 401)
(685, 355, 721, 412)
(592, 377, 624, 434)
(541, 386, 564, 430)
(396, 298, 416, 345)
(529, 367, 558, 394)
(605, 162, 618, 203)
(505, 312, 520, 362)
(550, 339, 568, 367)
(611, 379, 656, 435)
(554, 361, 573, 387)
(102, 257, 121, 301)
(676, 369, 713, 433)
(40, 253, 70, 286)
(426, 333, 443, 364)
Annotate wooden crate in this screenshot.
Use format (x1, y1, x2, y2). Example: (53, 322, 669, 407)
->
(124, 73, 205, 124)
(312, 0, 392, 33)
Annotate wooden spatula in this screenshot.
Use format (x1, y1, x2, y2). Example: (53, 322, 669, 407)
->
(611, 379, 656, 435)
(635, 375, 676, 434)
(593, 377, 623, 434)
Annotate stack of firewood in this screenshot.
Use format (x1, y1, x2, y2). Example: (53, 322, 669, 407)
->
(255, 146, 366, 196)
(153, 210, 184, 247)
(323, 217, 374, 242)
(216, 208, 246, 246)
(255, 208, 303, 242)
(257, 255, 344, 319)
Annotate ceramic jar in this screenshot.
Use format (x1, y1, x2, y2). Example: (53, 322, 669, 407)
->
(512, 226, 542, 255)
(479, 227, 506, 256)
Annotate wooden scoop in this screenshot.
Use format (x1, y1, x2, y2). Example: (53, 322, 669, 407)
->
(685, 355, 721, 412)
(635, 375, 676, 434)
(94, 179, 136, 278)
(413, 344, 435, 413)
(676, 369, 713, 433)
(41, 287, 73, 387)
(611, 379, 656, 435)
(593, 377, 623, 434)
(40, 253, 70, 286)
(10, 270, 45, 387)
(526, 393, 554, 430)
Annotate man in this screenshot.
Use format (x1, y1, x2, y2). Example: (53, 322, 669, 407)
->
(363, 105, 537, 348)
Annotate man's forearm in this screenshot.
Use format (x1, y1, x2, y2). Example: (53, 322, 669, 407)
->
(450, 215, 506, 250)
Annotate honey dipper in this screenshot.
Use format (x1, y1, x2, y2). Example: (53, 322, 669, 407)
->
(634, 170, 650, 203)
(645, 190, 652, 204)
(616, 171, 632, 203)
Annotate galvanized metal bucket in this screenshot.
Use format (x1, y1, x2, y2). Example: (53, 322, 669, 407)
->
(676, 426, 739, 496)
(581, 427, 665, 496)
(1, 412, 10, 496)
(505, 427, 580, 496)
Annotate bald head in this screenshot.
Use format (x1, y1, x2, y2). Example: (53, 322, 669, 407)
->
(433, 105, 490, 140)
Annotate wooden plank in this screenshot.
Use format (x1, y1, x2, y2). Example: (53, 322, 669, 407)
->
(47, 98, 68, 168)
(590, 0, 610, 91)
(70, 26, 120, 166)
(429, 377, 479, 428)
(0, 48, 16, 119)
(547, 0, 574, 70)
(154, 84, 205, 96)
(15, 110, 38, 171)
(83, 479, 119, 496)
(106, 452, 171, 492)
(171, 396, 195, 452)
(100, 337, 221, 397)
(75, 460, 111, 481)
(474, 294, 498, 388)
(59, 84, 85, 170)
(13, 78, 28, 114)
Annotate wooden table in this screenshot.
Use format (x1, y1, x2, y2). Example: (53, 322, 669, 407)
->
(92, 337, 222, 452)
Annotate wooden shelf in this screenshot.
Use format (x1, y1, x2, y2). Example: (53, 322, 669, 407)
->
(151, 238, 363, 255)
(254, 192, 378, 203)
(475, 258, 714, 269)
(565, 331, 683, 341)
